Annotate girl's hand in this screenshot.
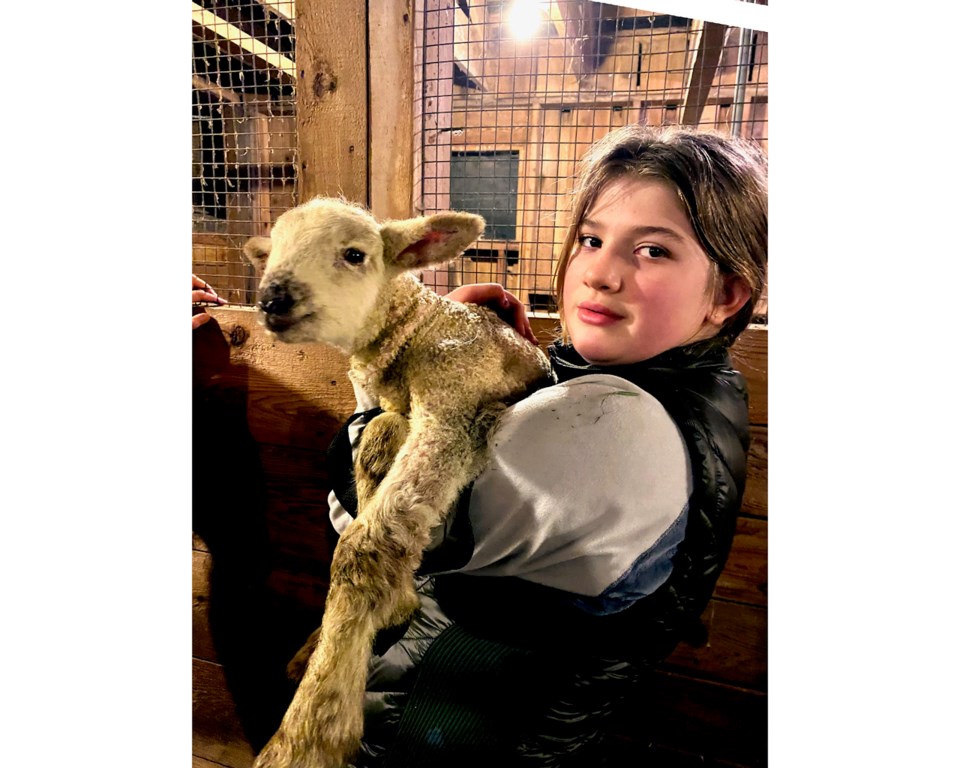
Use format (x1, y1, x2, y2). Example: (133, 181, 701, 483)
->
(447, 282, 538, 345)
(193, 274, 226, 329)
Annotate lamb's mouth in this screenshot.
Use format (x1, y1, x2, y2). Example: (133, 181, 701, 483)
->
(264, 311, 316, 334)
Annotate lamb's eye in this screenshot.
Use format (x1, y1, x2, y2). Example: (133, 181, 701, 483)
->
(344, 247, 366, 265)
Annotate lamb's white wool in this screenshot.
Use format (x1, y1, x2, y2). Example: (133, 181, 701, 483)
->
(243, 196, 553, 768)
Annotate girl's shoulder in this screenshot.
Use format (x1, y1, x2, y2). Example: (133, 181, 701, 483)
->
(462, 372, 693, 595)
(508, 372, 676, 433)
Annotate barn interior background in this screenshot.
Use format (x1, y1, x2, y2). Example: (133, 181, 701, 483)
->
(192, 1, 769, 766)
(192, 0, 767, 316)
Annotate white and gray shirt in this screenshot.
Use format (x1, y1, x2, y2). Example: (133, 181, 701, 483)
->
(329, 374, 693, 615)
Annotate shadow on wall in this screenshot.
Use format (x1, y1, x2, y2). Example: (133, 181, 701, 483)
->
(192, 318, 343, 752)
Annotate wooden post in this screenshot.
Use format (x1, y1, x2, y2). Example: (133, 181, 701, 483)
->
(296, 0, 368, 204)
(370, 0, 415, 221)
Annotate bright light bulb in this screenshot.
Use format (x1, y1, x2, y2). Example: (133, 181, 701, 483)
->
(507, 0, 545, 40)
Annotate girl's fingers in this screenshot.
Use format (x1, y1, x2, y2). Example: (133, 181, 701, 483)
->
(192, 275, 225, 303)
(192, 289, 226, 304)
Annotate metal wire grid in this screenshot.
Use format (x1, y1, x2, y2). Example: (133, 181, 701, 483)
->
(414, 0, 768, 316)
(192, 0, 298, 306)
(190, 1, 767, 316)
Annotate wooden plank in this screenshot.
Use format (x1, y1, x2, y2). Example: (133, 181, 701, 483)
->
(741, 425, 767, 519)
(730, 325, 767, 425)
(194, 551, 217, 662)
(193, 659, 256, 768)
(296, 0, 368, 203)
(191, 3, 295, 82)
(194, 755, 234, 768)
(193, 73, 243, 105)
(664, 599, 766, 689)
(717, 514, 766, 604)
(198, 307, 356, 449)
(369, 0, 415, 220)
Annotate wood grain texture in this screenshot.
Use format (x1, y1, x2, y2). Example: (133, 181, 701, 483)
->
(730, 325, 768, 426)
(193, 659, 256, 768)
(296, 0, 367, 203)
(369, 0, 414, 219)
(194, 755, 237, 768)
(716, 516, 768, 605)
(664, 600, 766, 689)
(742, 426, 768, 519)
(194, 550, 217, 662)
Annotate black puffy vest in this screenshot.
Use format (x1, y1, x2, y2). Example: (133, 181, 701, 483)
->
(331, 338, 751, 766)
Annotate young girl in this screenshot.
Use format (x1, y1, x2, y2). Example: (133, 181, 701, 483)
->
(326, 124, 767, 767)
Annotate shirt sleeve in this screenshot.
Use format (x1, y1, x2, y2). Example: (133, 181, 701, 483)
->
(328, 377, 380, 536)
(454, 374, 693, 613)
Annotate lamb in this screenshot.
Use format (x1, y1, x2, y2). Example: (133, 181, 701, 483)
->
(242, 197, 554, 768)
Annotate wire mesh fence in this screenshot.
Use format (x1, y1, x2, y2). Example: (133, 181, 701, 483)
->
(190, 1, 767, 318)
(191, 0, 298, 305)
(415, 0, 768, 318)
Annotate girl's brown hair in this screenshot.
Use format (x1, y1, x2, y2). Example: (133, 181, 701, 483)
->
(555, 124, 767, 348)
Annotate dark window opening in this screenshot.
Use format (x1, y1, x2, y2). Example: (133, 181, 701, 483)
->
(450, 150, 519, 241)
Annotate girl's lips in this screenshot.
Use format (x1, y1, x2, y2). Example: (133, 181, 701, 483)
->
(576, 302, 624, 326)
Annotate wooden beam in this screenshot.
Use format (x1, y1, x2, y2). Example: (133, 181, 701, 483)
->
(680, 20, 726, 127)
(296, 0, 368, 203)
(192, 73, 243, 104)
(191, 2, 296, 83)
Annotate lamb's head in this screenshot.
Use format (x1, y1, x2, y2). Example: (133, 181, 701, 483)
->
(243, 197, 484, 350)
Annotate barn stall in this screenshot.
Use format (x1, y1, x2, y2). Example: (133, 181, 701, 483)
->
(192, 1, 769, 766)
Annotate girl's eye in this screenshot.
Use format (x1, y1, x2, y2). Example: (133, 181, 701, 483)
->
(578, 234, 602, 249)
(638, 245, 669, 259)
(344, 247, 366, 265)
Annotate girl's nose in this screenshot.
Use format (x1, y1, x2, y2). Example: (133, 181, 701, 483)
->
(583, 249, 622, 292)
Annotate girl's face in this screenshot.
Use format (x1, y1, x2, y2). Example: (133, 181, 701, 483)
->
(562, 177, 732, 365)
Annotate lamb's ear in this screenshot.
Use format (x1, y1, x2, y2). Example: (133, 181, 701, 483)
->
(380, 212, 485, 272)
(242, 236, 272, 275)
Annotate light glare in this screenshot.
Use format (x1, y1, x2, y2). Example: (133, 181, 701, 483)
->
(507, 0, 545, 40)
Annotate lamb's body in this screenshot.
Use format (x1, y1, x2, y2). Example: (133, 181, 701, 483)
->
(243, 198, 552, 768)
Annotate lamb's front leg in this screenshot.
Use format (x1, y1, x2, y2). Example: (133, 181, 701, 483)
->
(285, 411, 411, 684)
(255, 415, 493, 768)
(255, 516, 412, 768)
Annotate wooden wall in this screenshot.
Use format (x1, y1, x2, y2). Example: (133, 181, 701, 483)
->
(193, 312, 767, 768)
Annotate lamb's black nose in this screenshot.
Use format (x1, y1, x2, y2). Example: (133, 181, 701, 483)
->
(258, 283, 295, 316)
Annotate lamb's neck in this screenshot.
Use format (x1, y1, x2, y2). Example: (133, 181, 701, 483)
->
(349, 273, 439, 389)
